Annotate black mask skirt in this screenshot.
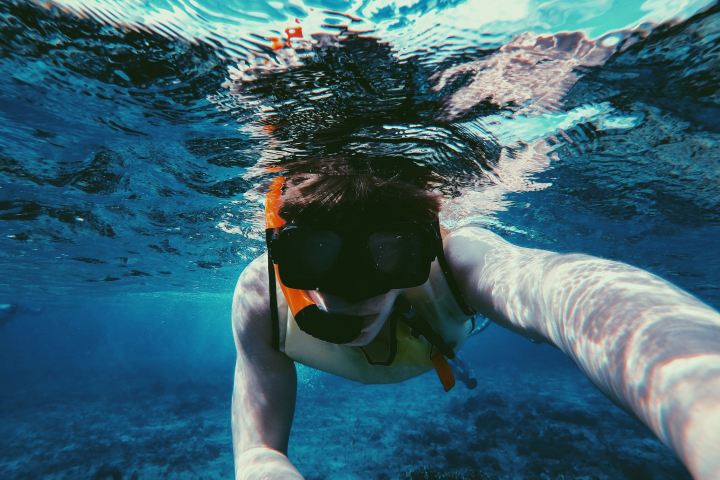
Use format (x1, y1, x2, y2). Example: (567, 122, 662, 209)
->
(268, 221, 439, 300)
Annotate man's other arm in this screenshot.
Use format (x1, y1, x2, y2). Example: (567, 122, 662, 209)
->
(232, 255, 304, 480)
(445, 227, 720, 480)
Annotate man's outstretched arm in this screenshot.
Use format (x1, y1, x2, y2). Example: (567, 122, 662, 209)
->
(445, 226, 720, 480)
(232, 255, 304, 480)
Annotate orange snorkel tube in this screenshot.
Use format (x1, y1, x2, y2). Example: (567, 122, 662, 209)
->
(265, 175, 315, 316)
(265, 175, 366, 346)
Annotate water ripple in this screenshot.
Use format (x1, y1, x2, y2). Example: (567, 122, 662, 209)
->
(0, 0, 718, 299)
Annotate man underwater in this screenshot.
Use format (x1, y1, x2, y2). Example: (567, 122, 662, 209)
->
(231, 156, 720, 480)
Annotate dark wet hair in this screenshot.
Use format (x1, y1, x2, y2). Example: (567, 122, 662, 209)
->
(278, 157, 441, 225)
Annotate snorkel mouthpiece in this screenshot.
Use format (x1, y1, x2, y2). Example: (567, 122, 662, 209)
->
(293, 305, 365, 344)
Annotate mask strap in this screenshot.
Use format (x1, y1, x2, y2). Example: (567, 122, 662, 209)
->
(433, 220, 476, 317)
(267, 253, 280, 350)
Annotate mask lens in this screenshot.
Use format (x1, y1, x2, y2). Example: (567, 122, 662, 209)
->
(279, 228, 342, 288)
(367, 229, 433, 286)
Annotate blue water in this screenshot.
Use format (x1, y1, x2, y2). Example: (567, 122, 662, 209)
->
(1, 0, 719, 478)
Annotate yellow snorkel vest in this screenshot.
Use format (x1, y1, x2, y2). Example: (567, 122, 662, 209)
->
(277, 260, 476, 386)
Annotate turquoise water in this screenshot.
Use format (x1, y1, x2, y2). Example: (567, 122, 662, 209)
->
(1, 0, 719, 478)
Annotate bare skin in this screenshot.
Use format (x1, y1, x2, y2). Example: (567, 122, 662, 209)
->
(232, 227, 720, 480)
(231, 255, 400, 479)
(445, 227, 720, 480)
(231, 255, 301, 480)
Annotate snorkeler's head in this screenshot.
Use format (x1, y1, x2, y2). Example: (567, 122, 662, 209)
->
(264, 156, 472, 345)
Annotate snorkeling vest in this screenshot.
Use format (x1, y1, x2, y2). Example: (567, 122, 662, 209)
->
(270, 259, 479, 389)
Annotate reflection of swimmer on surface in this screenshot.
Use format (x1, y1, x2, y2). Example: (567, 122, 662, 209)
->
(228, 22, 720, 480)
(430, 29, 646, 119)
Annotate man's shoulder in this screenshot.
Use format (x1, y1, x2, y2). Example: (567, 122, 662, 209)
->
(235, 254, 269, 299)
(232, 254, 273, 344)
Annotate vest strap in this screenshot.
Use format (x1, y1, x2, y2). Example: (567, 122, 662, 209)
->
(359, 312, 398, 366)
(435, 241, 476, 316)
(395, 295, 456, 359)
(268, 254, 280, 351)
(394, 295, 458, 392)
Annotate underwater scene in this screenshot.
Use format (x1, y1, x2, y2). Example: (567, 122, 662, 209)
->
(1, 0, 719, 478)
